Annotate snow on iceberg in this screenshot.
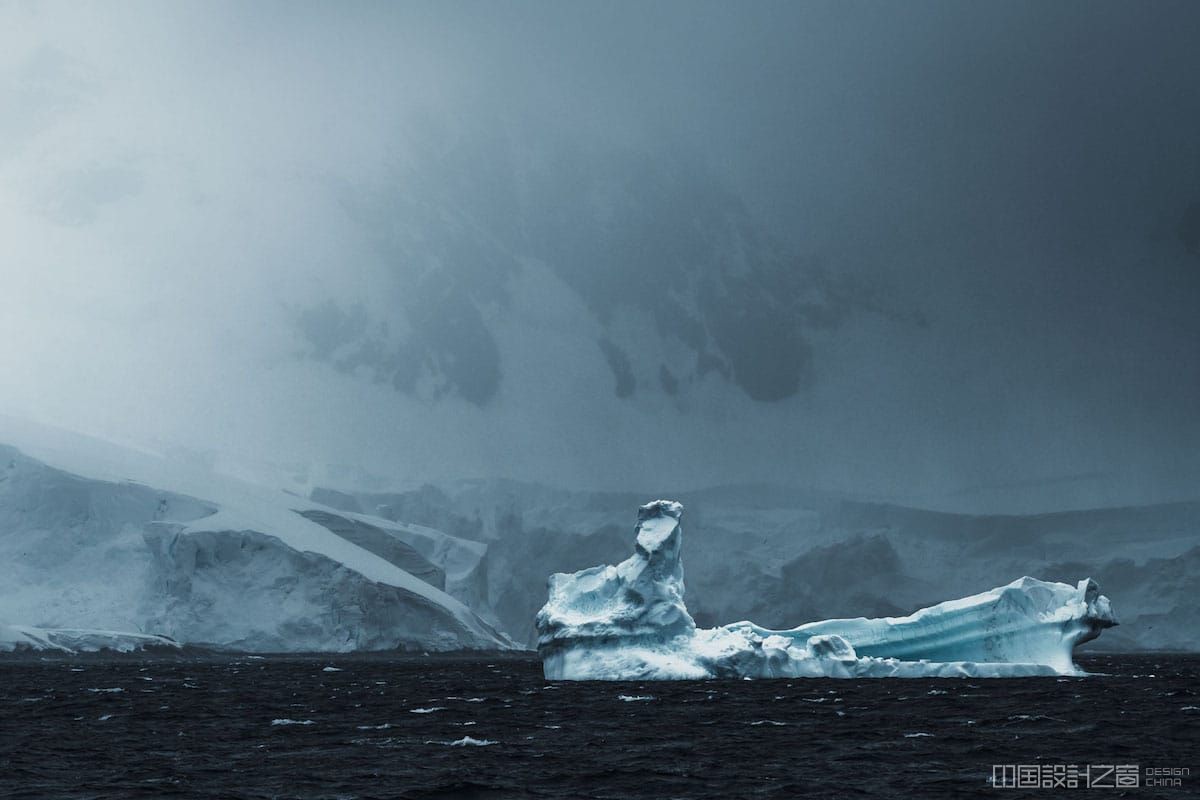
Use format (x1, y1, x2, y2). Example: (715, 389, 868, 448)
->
(535, 500, 1117, 680)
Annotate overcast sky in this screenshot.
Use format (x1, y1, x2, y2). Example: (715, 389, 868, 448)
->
(1, 0, 1197, 512)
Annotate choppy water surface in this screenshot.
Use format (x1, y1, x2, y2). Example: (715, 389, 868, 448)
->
(0, 653, 1196, 799)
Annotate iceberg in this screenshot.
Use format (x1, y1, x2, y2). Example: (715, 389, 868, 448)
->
(535, 500, 1117, 680)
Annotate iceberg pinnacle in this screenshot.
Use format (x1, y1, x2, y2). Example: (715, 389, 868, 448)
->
(535, 500, 1117, 680)
(536, 500, 694, 655)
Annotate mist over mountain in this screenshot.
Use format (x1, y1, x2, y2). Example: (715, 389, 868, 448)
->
(2, 1, 1199, 511)
(299, 120, 902, 407)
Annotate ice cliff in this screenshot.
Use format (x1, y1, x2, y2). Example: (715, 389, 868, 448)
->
(0, 416, 515, 653)
(536, 501, 1117, 679)
(0, 623, 180, 654)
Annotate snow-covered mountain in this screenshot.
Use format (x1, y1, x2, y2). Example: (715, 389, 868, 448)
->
(0, 417, 513, 653)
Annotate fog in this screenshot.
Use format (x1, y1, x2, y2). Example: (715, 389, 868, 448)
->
(2, 0, 1198, 513)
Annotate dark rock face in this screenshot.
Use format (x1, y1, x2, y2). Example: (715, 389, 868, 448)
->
(308, 487, 362, 514)
(598, 338, 636, 398)
(295, 126, 889, 407)
(298, 510, 445, 591)
(348, 485, 486, 542)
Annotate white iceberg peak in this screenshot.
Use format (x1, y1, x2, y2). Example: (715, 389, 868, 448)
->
(536, 499, 695, 658)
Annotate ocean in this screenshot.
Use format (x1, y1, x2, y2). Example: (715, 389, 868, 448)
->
(1, 652, 1195, 799)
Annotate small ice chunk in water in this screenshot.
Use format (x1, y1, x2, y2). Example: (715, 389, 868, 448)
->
(448, 736, 497, 747)
(424, 735, 497, 746)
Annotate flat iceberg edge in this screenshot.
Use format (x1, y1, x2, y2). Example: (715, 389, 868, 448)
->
(535, 500, 1118, 680)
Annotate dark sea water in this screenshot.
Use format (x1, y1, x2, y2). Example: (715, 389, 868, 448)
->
(0, 652, 1196, 800)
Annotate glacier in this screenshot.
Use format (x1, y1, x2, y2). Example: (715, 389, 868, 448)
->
(0, 415, 515, 653)
(535, 500, 1118, 680)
